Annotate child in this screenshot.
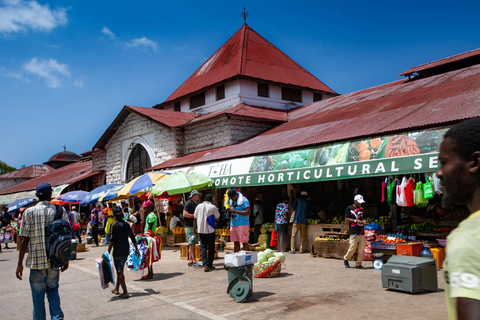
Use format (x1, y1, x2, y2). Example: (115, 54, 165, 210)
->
(108, 206, 139, 298)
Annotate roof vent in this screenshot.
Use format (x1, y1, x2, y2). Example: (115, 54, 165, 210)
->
(398, 48, 480, 79)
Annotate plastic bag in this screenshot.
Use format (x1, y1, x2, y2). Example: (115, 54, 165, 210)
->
(414, 182, 429, 207)
(132, 253, 141, 272)
(423, 181, 434, 199)
(270, 230, 278, 247)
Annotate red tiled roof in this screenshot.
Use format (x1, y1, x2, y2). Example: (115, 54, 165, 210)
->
(189, 103, 289, 124)
(149, 61, 480, 170)
(93, 106, 200, 150)
(0, 161, 99, 195)
(128, 106, 199, 127)
(0, 165, 54, 180)
(165, 24, 336, 102)
(399, 48, 480, 76)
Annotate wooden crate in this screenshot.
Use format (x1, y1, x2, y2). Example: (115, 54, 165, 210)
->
(77, 243, 86, 252)
(179, 243, 219, 260)
(166, 235, 175, 247)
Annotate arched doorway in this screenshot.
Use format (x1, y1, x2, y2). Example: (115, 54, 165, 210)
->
(125, 144, 151, 181)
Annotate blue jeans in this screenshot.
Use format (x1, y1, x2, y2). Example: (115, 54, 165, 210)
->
(29, 269, 63, 320)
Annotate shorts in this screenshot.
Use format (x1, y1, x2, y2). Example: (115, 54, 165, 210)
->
(113, 255, 128, 272)
(185, 226, 198, 245)
(230, 225, 250, 243)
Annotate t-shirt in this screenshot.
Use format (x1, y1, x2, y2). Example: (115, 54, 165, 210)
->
(91, 208, 99, 226)
(445, 210, 480, 320)
(275, 203, 289, 225)
(170, 216, 181, 230)
(194, 201, 220, 234)
(111, 219, 135, 257)
(144, 212, 158, 234)
(292, 197, 308, 224)
(253, 202, 264, 225)
(345, 205, 364, 235)
(230, 193, 250, 227)
(183, 199, 197, 228)
(72, 211, 80, 224)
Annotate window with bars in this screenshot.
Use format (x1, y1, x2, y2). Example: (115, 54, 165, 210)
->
(257, 82, 269, 97)
(216, 85, 225, 100)
(281, 87, 302, 102)
(126, 144, 151, 181)
(190, 92, 205, 109)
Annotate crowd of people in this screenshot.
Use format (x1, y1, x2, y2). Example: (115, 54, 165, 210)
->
(6, 117, 480, 319)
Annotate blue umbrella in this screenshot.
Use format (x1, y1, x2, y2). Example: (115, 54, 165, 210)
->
(52, 190, 89, 205)
(7, 197, 36, 213)
(81, 184, 122, 206)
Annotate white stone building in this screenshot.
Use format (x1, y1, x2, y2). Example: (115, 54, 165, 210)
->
(92, 24, 337, 184)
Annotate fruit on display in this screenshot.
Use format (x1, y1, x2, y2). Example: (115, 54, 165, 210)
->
(315, 236, 345, 242)
(328, 216, 347, 224)
(307, 219, 321, 225)
(172, 227, 185, 234)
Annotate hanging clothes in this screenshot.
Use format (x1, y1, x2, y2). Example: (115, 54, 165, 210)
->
(396, 177, 408, 207)
(405, 177, 416, 207)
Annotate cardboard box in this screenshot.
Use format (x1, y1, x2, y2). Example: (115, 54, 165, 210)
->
(224, 251, 257, 267)
(77, 243, 86, 252)
(396, 242, 423, 257)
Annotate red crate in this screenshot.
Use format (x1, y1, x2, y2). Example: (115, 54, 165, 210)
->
(396, 242, 423, 257)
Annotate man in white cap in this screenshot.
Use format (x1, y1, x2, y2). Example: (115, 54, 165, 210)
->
(183, 190, 201, 268)
(343, 194, 367, 269)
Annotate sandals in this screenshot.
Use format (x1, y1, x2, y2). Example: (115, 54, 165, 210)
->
(111, 290, 120, 295)
(119, 293, 129, 299)
(140, 275, 153, 280)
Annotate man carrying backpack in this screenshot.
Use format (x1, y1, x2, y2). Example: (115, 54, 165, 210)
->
(16, 182, 70, 320)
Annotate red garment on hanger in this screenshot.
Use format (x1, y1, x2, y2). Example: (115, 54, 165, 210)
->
(405, 177, 416, 207)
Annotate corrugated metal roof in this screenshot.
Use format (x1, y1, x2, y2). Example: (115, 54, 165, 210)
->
(164, 24, 336, 103)
(0, 161, 99, 195)
(189, 103, 289, 124)
(399, 48, 480, 76)
(149, 62, 480, 171)
(0, 165, 54, 180)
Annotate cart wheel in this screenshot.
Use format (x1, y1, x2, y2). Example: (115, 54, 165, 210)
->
(228, 276, 251, 303)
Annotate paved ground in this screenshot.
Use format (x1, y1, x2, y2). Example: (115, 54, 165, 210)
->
(0, 242, 447, 320)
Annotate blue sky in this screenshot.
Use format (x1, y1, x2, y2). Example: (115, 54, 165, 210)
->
(1, 0, 479, 170)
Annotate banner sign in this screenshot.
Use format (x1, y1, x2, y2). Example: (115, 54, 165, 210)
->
(165, 127, 447, 188)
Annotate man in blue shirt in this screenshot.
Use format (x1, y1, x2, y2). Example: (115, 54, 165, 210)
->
(290, 191, 308, 253)
(228, 188, 250, 252)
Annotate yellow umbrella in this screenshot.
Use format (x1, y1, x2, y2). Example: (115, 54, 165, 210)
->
(114, 172, 169, 200)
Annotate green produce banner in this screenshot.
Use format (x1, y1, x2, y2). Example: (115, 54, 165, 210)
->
(166, 127, 448, 188)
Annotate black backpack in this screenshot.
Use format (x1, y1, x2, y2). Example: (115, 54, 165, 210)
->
(45, 205, 72, 270)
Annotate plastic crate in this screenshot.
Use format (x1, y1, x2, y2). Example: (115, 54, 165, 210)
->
(371, 240, 397, 250)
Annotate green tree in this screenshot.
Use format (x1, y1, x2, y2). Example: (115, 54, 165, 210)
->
(0, 160, 16, 174)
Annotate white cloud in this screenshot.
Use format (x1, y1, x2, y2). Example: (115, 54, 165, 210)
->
(22, 57, 70, 88)
(0, 0, 67, 34)
(101, 26, 115, 40)
(74, 78, 84, 88)
(0, 66, 21, 79)
(126, 36, 158, 53)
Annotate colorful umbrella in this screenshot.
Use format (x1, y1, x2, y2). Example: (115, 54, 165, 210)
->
(7, 197, 37, 213)
(81, 184, 122, 206)
(51, 190, 89, 205)
(150, 171, 213, 196)
(111, 172, 169, 200)
(100, 184, 125, 202)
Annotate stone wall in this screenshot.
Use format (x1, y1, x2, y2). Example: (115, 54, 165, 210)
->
(185, 115, 276, 154)
(94, 112, 183, 184)
(0, 178, 29, 191)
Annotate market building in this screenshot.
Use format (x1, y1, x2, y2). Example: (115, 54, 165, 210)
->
(91, 23, 338, 185)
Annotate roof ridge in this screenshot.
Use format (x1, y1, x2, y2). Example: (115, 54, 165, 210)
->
(245, 25, 336, 92)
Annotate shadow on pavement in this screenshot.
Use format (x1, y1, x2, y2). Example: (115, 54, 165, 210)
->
(109, 289, 161, 301)
(276, 272, 293, 278)
(245, 291, 276, 302)
(133, 272, 184, 282)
